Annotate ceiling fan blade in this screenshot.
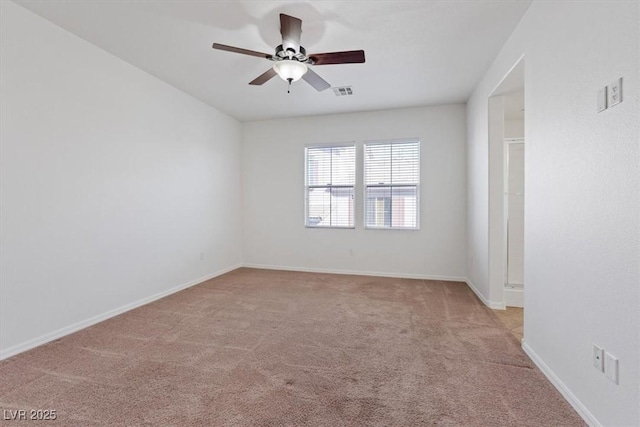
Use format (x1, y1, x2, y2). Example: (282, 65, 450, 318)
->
(309, 50, 366, 65)
(212, 43, 272, 59)
(302, 69, 331, 92)
(249, 68, 278, 85)
(280, 14, 302, 54)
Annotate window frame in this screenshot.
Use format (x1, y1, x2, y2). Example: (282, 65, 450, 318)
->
(304, 142, 356, 229)
(363, 138, 421, 231)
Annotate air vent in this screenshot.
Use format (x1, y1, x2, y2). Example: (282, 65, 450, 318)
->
(333, 86, 353, 96)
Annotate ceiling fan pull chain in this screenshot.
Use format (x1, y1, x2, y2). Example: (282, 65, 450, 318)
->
(288, 78, 292, 94)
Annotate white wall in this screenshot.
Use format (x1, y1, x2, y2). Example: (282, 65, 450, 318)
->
(0, 2, 242, 358)
(467, 1, 639, 425)
(504, 119, 524, 138)
(487, 96, 506, 307)
(242, 105, 466, 280)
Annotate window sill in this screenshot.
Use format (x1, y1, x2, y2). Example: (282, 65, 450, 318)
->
(305, 225, 356, 230)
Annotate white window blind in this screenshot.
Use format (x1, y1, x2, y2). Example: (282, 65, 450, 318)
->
(305, 145, 355, 228)
(364, 140, 420, 229)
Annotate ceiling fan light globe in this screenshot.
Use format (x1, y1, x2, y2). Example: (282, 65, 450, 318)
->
(273, 60, 308, 82)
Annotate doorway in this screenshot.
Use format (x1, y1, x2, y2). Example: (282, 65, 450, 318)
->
(488, 57, 525, 335)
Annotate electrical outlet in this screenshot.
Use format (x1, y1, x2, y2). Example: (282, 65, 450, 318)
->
(593, 344, 604, 372)
(605, 352, 619, 384)
(607, 77, 622, 108)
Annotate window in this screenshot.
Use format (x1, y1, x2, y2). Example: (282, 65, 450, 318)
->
(305, 144, 355, 228)
(364, 140, 420, 229)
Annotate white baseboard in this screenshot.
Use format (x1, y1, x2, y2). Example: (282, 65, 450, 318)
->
(245, 267, 505, 311)
(464, 277, 505, 309)
(522, 341, 600, 427)
(242, 263, 467, 283)
(0, 264, 241, 361)
(504, 287, 524, 307)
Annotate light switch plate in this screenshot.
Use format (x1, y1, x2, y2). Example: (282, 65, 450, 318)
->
(597, 87, 607, 112)
(605, 352, 619, 384)
(607, 77, 622, 108)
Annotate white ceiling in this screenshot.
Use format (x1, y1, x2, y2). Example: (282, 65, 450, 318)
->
(15, 0, 532, 122)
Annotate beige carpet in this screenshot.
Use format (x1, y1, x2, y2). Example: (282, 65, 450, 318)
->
(493, 307, 524, 340)
(0, 268, 583, 426)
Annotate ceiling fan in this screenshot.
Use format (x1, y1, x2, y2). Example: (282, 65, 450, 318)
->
(212, 13, 365, 93)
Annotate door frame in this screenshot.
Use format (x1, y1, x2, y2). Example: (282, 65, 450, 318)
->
(487, 55, 525, 310)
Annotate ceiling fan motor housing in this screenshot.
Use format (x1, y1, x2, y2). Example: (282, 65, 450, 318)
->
(274, 44, 308, 62)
